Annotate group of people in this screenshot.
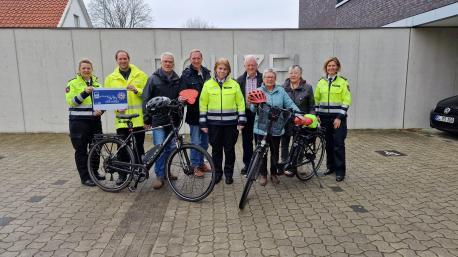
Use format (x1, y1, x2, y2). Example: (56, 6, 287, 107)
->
(65, 49, 352, 189)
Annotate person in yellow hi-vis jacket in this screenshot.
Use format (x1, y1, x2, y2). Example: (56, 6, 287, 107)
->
(104, 50, 148, 185)
(314, 57, 352, 182)
(66, 59, 104, 187)
(199, 58, 246, 185)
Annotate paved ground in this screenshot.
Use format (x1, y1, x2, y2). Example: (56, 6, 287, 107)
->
(0, 129, 457, 257)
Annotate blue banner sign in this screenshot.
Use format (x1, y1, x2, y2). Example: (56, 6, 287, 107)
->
(92, 88, 128, 110)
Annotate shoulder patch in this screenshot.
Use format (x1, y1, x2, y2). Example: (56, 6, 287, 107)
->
(65, 86, 70, 93)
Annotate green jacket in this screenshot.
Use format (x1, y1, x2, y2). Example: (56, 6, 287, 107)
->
(104, 64, 148, 129)
(314, 75, 352, 119)
(65, 74, 101, 120)
(199, 76, 246, 127)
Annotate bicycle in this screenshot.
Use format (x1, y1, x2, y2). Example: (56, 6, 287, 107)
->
(87, 90, 216, 202)
(279, 114, 326, 182)
(239, 103, 326, 209)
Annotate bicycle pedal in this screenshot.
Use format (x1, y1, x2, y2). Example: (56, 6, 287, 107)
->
(128, 186, 137, 192)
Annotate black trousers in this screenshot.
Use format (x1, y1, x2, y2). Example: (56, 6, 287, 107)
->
(241, 110, 256, 168)
(208, 125, 239, 179)
(320, 116, 347, 177)
(69, 119, 102, 182)
(255, 134, 281, 176)
(280, 123, 294, 163)
(116, 127, 145, 162)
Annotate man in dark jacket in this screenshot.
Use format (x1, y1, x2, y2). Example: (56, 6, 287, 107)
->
(180, 49, 212, 177)
(236, 55, 263, 175)
(143, 52, 184, 189)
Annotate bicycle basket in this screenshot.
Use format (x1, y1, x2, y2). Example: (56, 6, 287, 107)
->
(255, 104, 292, 136)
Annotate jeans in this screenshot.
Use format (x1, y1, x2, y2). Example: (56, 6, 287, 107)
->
(152, 127, 175, 179)
(189, 125, 209, 167)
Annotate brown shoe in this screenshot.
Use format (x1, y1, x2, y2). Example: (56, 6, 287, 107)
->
(259, 176, 267, 186)
(168, 174, 178, 180)
(198, 163, 211, 172)
(152, 178, 164, 189)
(194, 167, 204, 178)
(271, 175, 280, 185)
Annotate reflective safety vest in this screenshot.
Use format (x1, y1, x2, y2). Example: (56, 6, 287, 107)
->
(314, 75, 352, 119)
(104, 64, 148, 129)
(199, 77, 246, 127)
(65, 74, 101, 120)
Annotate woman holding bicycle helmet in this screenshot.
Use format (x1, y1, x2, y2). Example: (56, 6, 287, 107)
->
(314, 57, 352, 182)
(249, 69, 300, 186)
(199, 58, 246, 185)
(281, 65, 315, 164)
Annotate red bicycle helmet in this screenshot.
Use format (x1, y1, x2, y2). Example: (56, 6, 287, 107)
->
(248, 89, 267, 104)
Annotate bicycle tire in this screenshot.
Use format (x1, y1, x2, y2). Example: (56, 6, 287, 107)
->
(239, 150, 262, 209)
(165, 144, 216, 202)
(295, 133, 326, 181)
(88, 138, 135, 192)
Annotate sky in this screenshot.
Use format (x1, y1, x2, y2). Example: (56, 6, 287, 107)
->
(83, 0, 299, 28)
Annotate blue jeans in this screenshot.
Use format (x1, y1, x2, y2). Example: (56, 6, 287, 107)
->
(189, 125, 209, 167)
(152, 127, 175, 179)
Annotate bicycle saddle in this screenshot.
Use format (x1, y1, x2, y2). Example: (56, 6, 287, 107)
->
(116, 113, 140, 119)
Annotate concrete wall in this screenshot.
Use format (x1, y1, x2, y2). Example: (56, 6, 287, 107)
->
(0, 28, 457, 133)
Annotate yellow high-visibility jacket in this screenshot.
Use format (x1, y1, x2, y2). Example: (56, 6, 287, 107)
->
(199, 76, 246, 127)
(65, 74, 101, 120)
(314, 75, 352, 119)
(104, 64, 148, 129)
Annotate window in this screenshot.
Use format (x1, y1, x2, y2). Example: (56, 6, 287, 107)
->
(74, 14, 80, 27)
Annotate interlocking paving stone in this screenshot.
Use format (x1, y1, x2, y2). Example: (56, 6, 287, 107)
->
(329, 186, 344, 192)
(27, 196, 46, 203)
(52, 179, 68, 185)
(0, 217, 15, 227)
(0, 130, 457, 256)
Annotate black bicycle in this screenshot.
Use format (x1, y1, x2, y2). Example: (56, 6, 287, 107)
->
(279, 114, 326, 182)
(87, 96, 216, 202)
(239, 103, 326, 209)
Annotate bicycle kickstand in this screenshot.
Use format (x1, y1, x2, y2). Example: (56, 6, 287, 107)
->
(128, 179, 140, 192)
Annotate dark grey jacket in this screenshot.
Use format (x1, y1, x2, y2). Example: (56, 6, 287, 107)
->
(283, 78, 315, 114)
(142, 68, 184, 126)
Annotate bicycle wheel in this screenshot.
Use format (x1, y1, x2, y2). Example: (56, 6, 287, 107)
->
(88, 138, 135, 192)
(166, 144, 215, 202)
(295, 133, 325, 181)
(239, 150, 262, 209)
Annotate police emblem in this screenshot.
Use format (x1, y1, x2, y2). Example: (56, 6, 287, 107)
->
(117, 92, 127, 100)
(444, 107, 451, 114)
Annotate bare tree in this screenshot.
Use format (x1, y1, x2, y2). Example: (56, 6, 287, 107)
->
(88, 0, 153, 28)
(183, 17, 216, 29)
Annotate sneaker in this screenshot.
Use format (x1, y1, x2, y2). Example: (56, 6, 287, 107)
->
(168, 174, 178, 180)
(194, 167, 204, 178)
(152, 178, 164, 189)
(198, 163, 211, 172)
(284, 170, 295, 177)
(259, 176, 267, 186)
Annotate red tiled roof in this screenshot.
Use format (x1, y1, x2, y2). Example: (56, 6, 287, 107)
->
(0, 0, 69, 28)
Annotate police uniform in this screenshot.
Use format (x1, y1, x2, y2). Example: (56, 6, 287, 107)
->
(199, 76, 246, 184)
(314, 75, 352, 180)
(65, 74, 103, 184)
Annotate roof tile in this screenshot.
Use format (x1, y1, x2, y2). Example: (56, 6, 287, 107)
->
(0, 0, 69, 28)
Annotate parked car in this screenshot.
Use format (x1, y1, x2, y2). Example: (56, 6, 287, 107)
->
(430, 95, 458, 134)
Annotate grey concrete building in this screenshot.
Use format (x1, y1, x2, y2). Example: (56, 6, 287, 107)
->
(299, 0, 458, 28)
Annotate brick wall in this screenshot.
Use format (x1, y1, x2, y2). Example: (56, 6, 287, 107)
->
(298, 0, 336, 28)
(299, 0, 458, 28)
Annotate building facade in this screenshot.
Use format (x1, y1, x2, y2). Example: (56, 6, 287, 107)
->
(299, 0, 458, 28)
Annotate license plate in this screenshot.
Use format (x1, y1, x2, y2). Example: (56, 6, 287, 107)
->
(435, 115, 455, 123)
